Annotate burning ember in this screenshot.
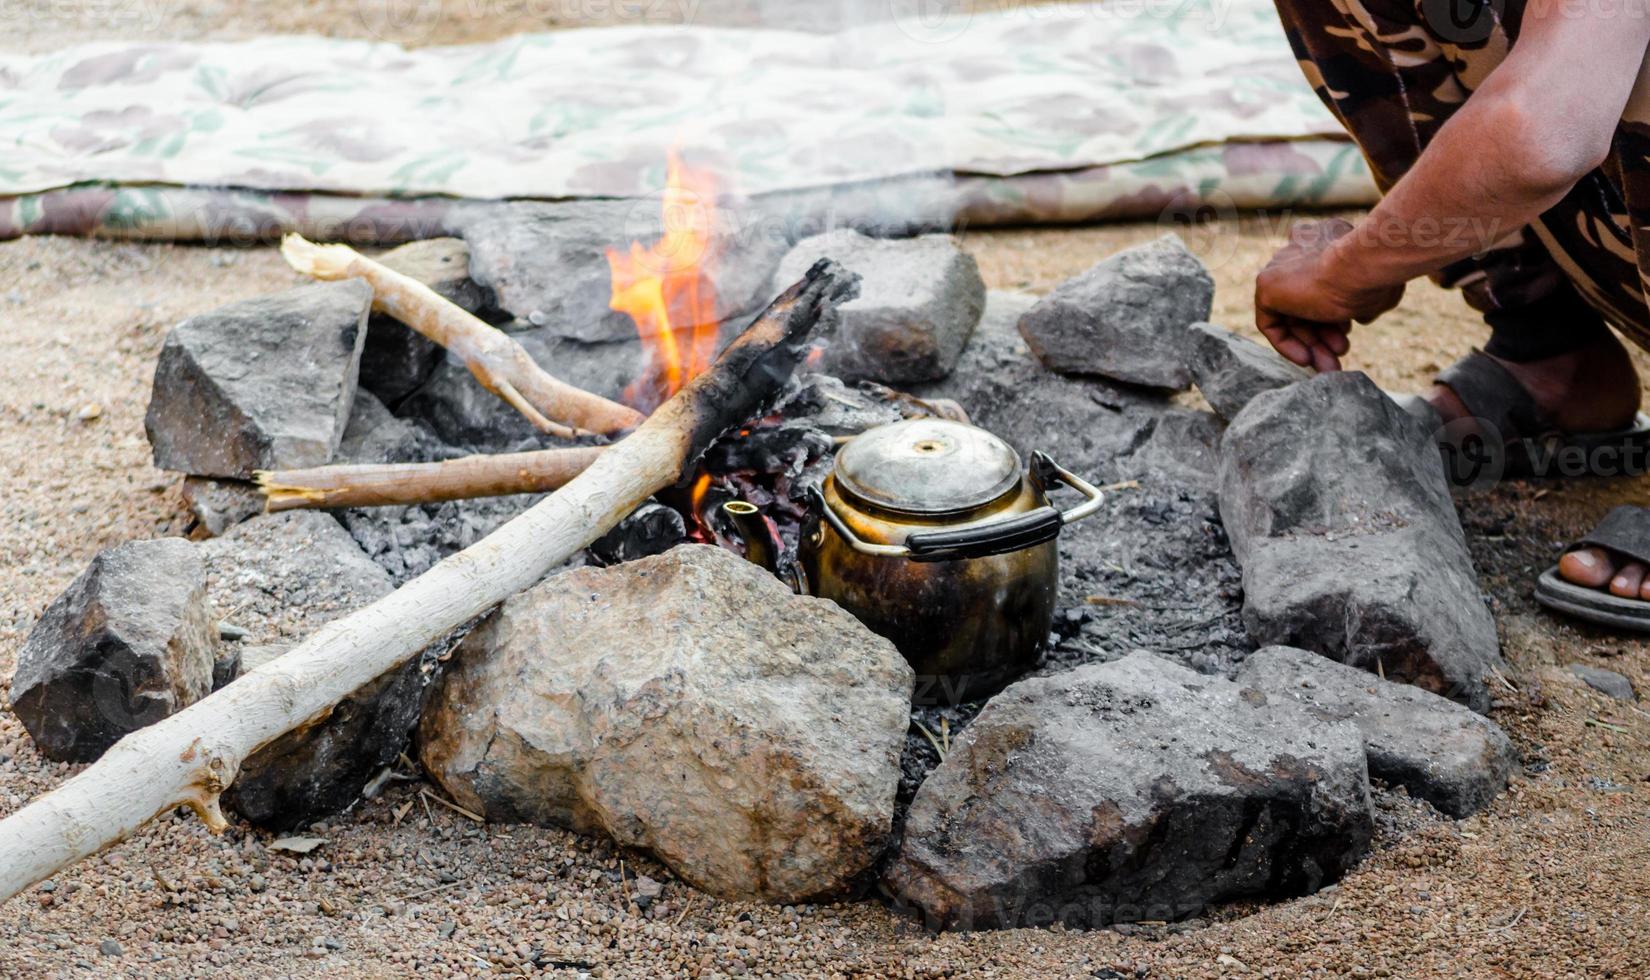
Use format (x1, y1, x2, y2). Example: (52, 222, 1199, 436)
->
(606, 151, 723, 412)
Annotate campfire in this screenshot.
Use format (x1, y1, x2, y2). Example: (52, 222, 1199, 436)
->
(2, 167, 1522, 935)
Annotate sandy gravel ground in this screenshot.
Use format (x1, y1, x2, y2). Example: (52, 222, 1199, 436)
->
(3, 3, 1649, 978)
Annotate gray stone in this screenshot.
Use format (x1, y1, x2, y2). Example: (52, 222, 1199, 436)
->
(335, 390, 452, 466)
(359, 238, 497, 406)
(420, 544, 912, 903)
(211, 645, 242, 691)
(1188, 322, 1310, 421)
(633, 875, 664, 901)
(911, 290, 1164, 478)
(770, 229, 984, 385)
(359, 316, 440, 408)
(180, 477, 265, 538)
(1239, 646, 1518, 816)
(146, 280, 372, 478)
(201, 512, 435, 829)
(1016, 233, 1213, 388)
(1218, 371, 1505, 713)
(1117, 408, 1223, 489)
(458, 199, 788, 343)
(1567, 663, 1636, 701)
(885, 652, 1373, 930)
(9, 539, 218, 762)
(587, 501, 687, 568)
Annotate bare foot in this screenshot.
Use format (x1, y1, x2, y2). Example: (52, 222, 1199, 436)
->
(1557, 546, 1650, 599)
(1427, 334, 1641, 436)
(1509, 338, 1649, 598)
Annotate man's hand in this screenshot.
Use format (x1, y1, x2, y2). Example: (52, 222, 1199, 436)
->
(1255, 218, 1404, 372)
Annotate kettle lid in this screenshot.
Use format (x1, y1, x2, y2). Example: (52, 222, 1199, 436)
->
(833, 418, 1021, 515)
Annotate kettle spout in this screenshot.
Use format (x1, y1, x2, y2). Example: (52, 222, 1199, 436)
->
(723, 499, 809, 593)
(722, 500, 778, 574)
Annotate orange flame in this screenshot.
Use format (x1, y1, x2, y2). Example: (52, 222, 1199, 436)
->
(689, 472, 714, 516)
(606, 152, 722, 412)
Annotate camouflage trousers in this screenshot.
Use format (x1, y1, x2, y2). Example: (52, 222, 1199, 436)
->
(1274, 0, 1650, 351)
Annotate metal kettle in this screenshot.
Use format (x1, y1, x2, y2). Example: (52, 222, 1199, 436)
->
(785, 418, 1103, 703)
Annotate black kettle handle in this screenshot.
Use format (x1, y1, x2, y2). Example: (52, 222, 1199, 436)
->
(813, 452, 1104, 563)
(904, 507, 1063, 562)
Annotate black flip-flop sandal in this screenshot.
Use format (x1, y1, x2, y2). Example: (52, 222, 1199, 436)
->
(1395, 349, 1650, 485)
(1535, 506, 1650, 631)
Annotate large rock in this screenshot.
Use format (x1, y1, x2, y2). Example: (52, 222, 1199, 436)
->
(1188, 321, 1310, 421)
(9, 539, 218, 762)
(146, 280, 371, 478)
(1117, 407, 1223, 489)
(1218, 371, 1505, 712)
(420, 544, 913, 903)
(1016, 234, 1213, 388)
(886, 653, 1373, 929)
(1239, 646, 1518, 816)
(359, 238, 497, 406)
(457, 200, 787, 344)
(334, 390, 453, 466)
(201, 512, 433, 829)
(770, 229, 984, 385)
(911, 290, 1163, 477)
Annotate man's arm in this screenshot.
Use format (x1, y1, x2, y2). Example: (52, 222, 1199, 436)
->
(1257, 0, 1650, 372)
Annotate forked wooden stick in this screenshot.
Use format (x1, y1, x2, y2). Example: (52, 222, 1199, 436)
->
(0, 259, 858, 904)
(281, 233, 644, 438)
(256, 446, 605, 511)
